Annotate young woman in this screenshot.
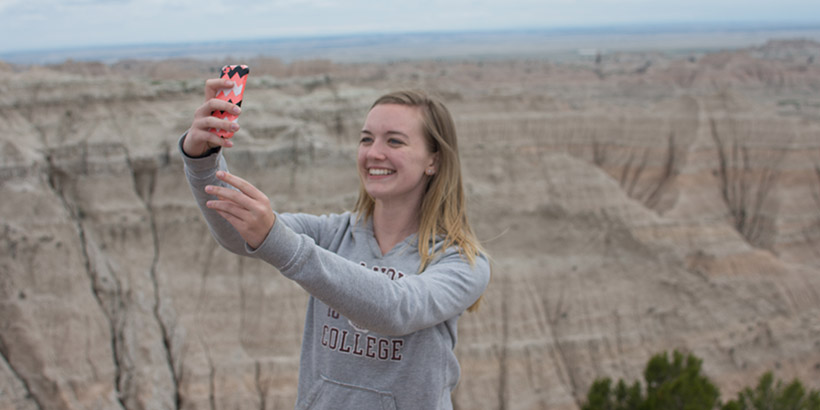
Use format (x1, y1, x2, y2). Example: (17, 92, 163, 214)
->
(180, 77, 491, 410)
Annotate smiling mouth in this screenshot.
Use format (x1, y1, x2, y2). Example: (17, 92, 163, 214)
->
(368, 168, 395, 176)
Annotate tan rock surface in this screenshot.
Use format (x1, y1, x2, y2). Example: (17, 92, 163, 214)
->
(1, 40, 820, 409)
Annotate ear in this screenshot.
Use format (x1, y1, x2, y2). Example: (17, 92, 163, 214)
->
(428, 151, 440, 174)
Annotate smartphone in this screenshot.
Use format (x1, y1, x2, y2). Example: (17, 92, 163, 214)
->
(211, 64, 250, 138)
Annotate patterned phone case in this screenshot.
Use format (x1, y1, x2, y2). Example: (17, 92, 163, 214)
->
(211, 64, 249, 138)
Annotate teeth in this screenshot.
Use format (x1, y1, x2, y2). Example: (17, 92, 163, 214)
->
(369, 168, 394, 176)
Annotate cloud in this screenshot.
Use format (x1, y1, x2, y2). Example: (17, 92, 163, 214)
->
(0, 0, 23, 10)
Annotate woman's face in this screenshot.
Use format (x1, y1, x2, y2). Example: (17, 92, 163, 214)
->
(358, 103, 438, 208)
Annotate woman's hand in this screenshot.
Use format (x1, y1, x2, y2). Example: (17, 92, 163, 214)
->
(182, 78, 242, 157)
(205, 170, 275, 249)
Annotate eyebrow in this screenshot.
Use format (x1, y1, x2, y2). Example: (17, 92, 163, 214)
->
(360, 129, 410, 139)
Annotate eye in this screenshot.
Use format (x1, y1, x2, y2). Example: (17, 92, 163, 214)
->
(359, 135, 373, 145)
(388, 138, 405, 146)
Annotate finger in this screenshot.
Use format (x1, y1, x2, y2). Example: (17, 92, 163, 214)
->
(190, 115, 240, 147)
(207, 198, 250, 223)
(205, 185, 254, 210)
(191, 115, 241, 135)
(187, 126, 235, 150)
(215, 171, 267, 202)
(204, 78, 236, 100)
(194, 99, 242, 119)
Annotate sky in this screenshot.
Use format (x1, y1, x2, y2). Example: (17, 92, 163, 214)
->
(2, 0, 820, 54)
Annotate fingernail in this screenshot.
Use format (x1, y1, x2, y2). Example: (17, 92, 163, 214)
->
(232, 106, 241, 114)
(230, 123, 240, 131)
(215, 171, 224, 178)
(205, 185, 213, 193)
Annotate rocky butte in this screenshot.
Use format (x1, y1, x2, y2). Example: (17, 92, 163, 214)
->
(1, 39, 819, 410)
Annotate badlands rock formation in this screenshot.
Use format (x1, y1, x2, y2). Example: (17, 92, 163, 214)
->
(1, 39, 820, 409)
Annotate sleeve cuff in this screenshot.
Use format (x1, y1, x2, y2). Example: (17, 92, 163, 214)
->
(246, 213, 308, 276)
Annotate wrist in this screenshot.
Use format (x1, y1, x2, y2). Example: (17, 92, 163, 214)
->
(180, 132, 220, 158)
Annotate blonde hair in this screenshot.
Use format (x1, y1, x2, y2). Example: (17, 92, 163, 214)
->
(353, 90, 487, 312)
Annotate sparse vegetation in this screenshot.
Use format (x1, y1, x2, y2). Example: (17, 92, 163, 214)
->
(723, 372, 820, 410)
(582, 350, 820, 410)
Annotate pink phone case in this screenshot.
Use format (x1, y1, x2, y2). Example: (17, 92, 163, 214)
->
(210, 64, 249, 138)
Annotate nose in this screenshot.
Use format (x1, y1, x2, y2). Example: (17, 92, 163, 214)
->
(365, 139, 387, 161)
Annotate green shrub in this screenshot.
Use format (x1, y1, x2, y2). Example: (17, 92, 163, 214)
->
(721, 371, 820, 410)
(582, 351, 819, 410)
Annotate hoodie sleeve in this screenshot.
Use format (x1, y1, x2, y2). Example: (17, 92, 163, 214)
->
(248, 215, 491, 337)
(179, 132, 251, 256)
(179, 132, 347, 251)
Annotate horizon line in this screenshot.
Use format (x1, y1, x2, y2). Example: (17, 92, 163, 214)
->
(3, 20, 820, 57)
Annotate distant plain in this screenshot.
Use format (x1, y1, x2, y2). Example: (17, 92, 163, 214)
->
(4, 23, 820, 65)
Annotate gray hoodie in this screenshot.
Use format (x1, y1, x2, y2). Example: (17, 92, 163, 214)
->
(181, 137, 491, 410)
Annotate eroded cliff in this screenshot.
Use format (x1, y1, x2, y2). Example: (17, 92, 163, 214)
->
(2, 40, 820, 409)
